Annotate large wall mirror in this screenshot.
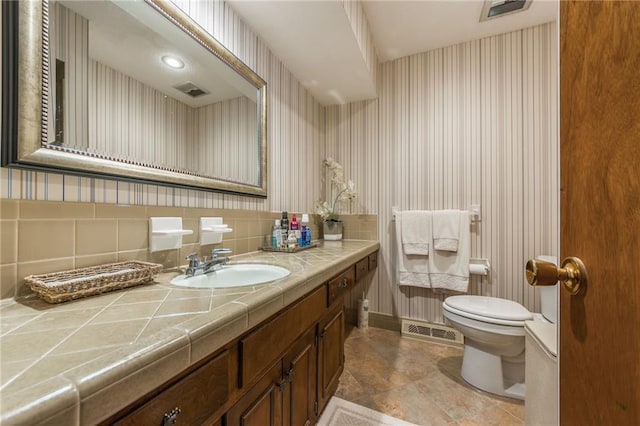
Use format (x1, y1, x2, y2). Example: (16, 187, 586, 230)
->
(1, 0, 268, 197)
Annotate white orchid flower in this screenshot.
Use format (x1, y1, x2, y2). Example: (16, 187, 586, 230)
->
(316, 158, 358, 221)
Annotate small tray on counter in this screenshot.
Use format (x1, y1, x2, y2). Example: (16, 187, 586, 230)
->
(260, 243, 318, 253)
(24, 261, 163, 304)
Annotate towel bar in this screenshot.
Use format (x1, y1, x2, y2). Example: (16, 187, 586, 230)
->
(391, 207, 481, 223)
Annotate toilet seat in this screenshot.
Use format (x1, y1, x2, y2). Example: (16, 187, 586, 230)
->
(443, 295, 533, 327)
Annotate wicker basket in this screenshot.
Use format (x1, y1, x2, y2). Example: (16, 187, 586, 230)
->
(24, 261, 163, 304)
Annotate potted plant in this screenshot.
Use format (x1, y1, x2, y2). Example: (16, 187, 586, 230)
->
(315, 158, 357, 240)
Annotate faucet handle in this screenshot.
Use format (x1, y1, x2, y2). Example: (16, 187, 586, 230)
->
(212, 248, 232, 259)
(185, 252, 199, 261)
(185, 253, 200, 267)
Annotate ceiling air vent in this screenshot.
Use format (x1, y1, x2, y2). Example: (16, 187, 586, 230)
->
(173, 81, 209, 98)
(480, 0, 532, 22)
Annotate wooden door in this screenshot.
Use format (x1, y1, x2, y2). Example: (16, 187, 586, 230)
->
(226, 361, 283, 426)
(560, 1, 640, 424)
(282, 327, 317, 426)
(317, 304, 345, 414)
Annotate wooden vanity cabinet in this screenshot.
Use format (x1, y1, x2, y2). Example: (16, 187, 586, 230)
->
(112, 251, 378, 426)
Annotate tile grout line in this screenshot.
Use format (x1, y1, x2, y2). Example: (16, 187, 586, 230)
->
(0, 292, 127, 391)
(132, 289, 174, 343)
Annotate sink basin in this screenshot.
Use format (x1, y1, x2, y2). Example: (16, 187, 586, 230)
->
(170, 263, 290, 288)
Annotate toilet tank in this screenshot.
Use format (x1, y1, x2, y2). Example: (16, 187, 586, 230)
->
(536, 255, 558, 324)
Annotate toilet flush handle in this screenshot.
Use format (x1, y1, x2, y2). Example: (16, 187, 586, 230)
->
(525, 257, 588, 296)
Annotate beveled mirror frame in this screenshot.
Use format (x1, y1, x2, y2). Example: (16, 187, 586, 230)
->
(1, 0, 268, 197)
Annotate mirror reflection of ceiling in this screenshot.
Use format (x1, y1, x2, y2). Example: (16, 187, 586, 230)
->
(59, 0, 256, 108)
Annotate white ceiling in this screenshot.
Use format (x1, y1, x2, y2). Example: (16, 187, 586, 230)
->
(227, 0, 558, 105)
(363, 0, 557, 62)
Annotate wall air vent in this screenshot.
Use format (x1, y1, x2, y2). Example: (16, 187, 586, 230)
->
(173, 81, 209, 98)
(401, 319, 464, 346)
(480, 0, 533, 22)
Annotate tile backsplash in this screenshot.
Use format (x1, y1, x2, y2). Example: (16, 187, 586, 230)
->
(0, 199, 377, 300)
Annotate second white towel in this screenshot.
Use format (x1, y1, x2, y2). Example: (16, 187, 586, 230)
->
(429, 211, 470, 292)
(432, 210, 463, 252)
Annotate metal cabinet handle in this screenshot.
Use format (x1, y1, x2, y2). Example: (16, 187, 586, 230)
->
(162, 407, 181, 425)
(339, 277, 348, 288)
(285, 366, 295, 382)
(276, 378, 287, 392)
(276, 366, 295, 392)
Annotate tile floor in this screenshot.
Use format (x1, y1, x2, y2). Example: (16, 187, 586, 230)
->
(335, 325, 525, 425)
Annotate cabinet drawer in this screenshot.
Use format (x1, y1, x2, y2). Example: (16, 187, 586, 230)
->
(327, 267, 355, 307)
(240, 285, 326, 388)
(355, 258, 369, 281)
(116, 350, 229, 426)
(368, 252, 378, 271)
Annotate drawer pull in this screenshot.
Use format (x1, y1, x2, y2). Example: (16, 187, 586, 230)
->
(340, 277, 348, 288)
(276, 378, 287, 392)
(162, 407, 181, 425)
(285, 366, 295, 382)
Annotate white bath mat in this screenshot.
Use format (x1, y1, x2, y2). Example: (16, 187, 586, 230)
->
(317, 397, 418, 426)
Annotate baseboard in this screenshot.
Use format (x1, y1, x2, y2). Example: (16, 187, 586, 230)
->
(368, 312, 402, 332)
(344, 309, 402, 332)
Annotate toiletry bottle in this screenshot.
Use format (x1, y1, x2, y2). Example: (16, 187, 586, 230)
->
(272, 219, 282, 249)
(286, 228, 298, 249)
(290, 214, 300, 243)
(280, 212, 289, 245)
(301, 214, 311, 247)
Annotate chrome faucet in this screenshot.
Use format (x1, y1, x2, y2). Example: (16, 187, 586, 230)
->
(184, 248, 233, 277)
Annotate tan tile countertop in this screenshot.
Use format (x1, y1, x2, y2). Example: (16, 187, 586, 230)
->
(0, 240, 379, 425)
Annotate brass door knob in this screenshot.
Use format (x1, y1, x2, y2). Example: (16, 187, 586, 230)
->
(525, 257, 588, 295)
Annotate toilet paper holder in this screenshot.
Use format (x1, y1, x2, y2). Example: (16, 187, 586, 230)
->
(470, 258, 490, 276)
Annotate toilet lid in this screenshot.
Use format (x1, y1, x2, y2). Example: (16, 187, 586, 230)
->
(444, 296, 533, 321)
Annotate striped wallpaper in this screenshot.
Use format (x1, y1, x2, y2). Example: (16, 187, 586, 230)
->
(193, 97, 258, 184)
(49, 2, 89, 150)
(328, 22, 559, 322)
(1, 1, 558, 324)
(88, 60, 258, 185)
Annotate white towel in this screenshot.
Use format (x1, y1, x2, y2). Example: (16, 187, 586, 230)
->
(428, 211, 470, 292)
(395, 213, 430, 288)
(433, 210, 462, 252)
(401, 210, 432, 255)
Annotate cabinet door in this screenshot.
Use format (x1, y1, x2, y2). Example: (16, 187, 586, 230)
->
(283, 327, 317, 426)
(317, 304, 345, 413)
(226, 360, 283, 426)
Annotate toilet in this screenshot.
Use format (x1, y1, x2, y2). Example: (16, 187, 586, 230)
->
(524, 319, 558, 425)
(442, 255, 557, 400)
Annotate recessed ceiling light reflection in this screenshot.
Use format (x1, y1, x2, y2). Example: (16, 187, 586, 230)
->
(161, 55, 184, 69)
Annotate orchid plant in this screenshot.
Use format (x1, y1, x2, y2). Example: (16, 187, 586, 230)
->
(315, 157, 357, 222)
